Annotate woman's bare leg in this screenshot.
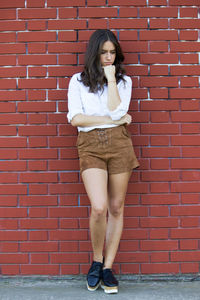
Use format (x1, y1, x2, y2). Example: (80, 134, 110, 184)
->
(82, 168, 108, 263)
(104, 171, 131, 269)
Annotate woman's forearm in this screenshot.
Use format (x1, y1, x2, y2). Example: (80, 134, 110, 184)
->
(71, 114, 114, 127)
(107, 81, 121, 111)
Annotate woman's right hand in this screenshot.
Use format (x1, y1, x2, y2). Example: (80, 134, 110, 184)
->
(115, 114, 132, 126)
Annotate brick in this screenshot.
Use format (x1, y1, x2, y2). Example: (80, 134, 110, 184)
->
(170, 19, 200, 29)
(171, 66, 200, 76)
(29, 231, 48, 241)
(140, 217, 178, 228)
(0, 231, 27, 241)
(171, 252, 200, 262)
(140, 30, 178, 41)
(28, 20, 46, 31)
(27, 64, 45, 76)
(28, 43, 46, 54)
(119, 8, 137, 17)
(140, 7, 178, 18)
(171, 229, 200, 239)
(0, 254, 28, 264)
(180, 240, 198, 251)
(20, 242, 58, 252)
(171, 42, 200, 53)
(180, 8, 198, 18)
(31, 254, 49, 264)
(180, 77, 199, 87)
(149, 0, 167, 4)
(47, 0, 85, 6)
(0, 32, 16, 43)
(0, 79, 16, 89)
(116, 252, 149, 263)
(108, 0, 146, 5)
(0, 9, 16, 20)
(142, 147, 180, 158)
(49, 230, 88, 241)
(150, 42, 168, 52)
(181, 217, 199, 228)
(19, 55, 57, 66)
(181, 263, 199, 274)
(27, 114, 47, 124)
(141, 124, 179, 134)
(19, 149, 57, 159)
(121, 264, 140, 274)
(150, 229, 169, 240)
(79, 7, 117, 18)
(19, 125, 56, 136)
(171, 112, 200, 122)
(18, 32, 56, 42)
(150, 19, 168, 29)
(141, 241, 178, 251)
(20, 173, 58, 183)
(18, 79, 56, 89)
(150, 252, 169, 263)
(49, 207, 88, 218)
(18, 8, 57, 19)
(180, 54, 199, 64)
(172, 158, 200, 169)
(169, 0, 200, 5)
(142, 194, 179, 205)
(150, 158, 170, 168)
(21, 265, 59, 275)
(171, 206, 200, 216)
(27, 0, 45, 7)
(88, 19, 108, 29)
(171, 183, 200, 193)
(171, 136, 200, 146)
(20, 219, 58, 229)
(141, 54, 178, 64)
(110, 19, 147, 29)
(141, 263, 179, 274)
(0, 55, 16, 66)
(48, 42, 86, 53)
(0, 21, 26, 31)
(142, 171, 179, 182)
(28, 161, 47, 170)
(141, 77, 178, 87)
(0, 161, 26, 171)
(150, 88, 168, 98)
(180, 30, 198, 41)
(28, 137, 48, 148)
(48, 20, 87, 30)
(18, 102, 56, 112)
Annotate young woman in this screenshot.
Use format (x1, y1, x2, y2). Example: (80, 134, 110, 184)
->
(67, 29, 139, 294)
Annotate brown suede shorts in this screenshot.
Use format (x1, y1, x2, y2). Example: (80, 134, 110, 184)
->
(76, 125, 140, 175)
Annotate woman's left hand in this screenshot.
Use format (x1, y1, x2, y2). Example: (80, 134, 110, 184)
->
(103, 65, 116, 82)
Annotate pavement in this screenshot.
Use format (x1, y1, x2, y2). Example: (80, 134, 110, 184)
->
(0, 275, 200, 300)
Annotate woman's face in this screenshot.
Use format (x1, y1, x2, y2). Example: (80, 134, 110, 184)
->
(100, 40, 116, 67)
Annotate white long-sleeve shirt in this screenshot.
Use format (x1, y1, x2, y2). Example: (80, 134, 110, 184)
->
(67, 72, 132, 132)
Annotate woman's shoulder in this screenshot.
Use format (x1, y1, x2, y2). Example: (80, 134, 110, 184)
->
(70, 72, 82, 83)
(122, 74, 132, 83)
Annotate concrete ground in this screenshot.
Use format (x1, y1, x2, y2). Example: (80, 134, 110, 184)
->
(0, 276, 200, 300)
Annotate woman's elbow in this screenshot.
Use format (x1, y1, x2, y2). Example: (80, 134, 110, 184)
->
(71, 114, 82, 127)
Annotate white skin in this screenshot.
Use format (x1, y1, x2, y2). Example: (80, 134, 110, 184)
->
(71, 40, 132, 269)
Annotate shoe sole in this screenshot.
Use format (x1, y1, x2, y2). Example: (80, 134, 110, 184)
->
(87, 281, 100, 292)
(101, 284, 118, 294)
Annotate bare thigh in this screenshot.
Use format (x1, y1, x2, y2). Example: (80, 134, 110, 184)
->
(82, 168, 108, 211)
(108, 171, 132, 213)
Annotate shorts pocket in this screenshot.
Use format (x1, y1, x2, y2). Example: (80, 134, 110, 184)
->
(122, 125, 131, 138)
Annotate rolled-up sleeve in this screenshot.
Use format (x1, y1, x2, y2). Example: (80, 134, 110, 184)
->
(67, 74, 84, 123)
(108, 76, 132, 121)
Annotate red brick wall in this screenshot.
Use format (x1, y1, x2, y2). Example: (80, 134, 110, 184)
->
(0, 0, 200, 276)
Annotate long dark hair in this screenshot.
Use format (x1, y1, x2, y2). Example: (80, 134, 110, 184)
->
(80, 29, 126, 93)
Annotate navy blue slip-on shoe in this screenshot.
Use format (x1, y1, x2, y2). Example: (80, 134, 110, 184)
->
(87, 261, 103, 291)
(101, 268, 119, 294)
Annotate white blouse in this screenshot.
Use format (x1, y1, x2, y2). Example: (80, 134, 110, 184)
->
(67, 72, 132, 132)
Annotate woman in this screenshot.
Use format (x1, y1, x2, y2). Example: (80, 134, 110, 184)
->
(67, 29, 139, 294)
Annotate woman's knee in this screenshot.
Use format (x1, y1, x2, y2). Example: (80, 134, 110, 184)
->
(91, 205, 107, 221)
(109, 200, 124, 217)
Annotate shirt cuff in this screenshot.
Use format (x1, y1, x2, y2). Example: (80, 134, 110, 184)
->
(108, 102, 127, 121)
